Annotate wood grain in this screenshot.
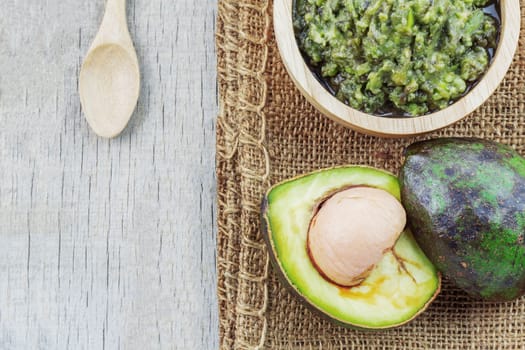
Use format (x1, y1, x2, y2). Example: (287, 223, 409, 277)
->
(274, 0, 521, 137)
(0, 0, 218, 349)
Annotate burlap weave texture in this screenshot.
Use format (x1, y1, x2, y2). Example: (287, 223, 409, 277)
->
(216, 1, 525, 348)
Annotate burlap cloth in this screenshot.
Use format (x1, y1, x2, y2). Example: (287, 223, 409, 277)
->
(216, 1, 525, 348)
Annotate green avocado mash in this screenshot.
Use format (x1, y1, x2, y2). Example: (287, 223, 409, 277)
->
(294, 0, 499, 116)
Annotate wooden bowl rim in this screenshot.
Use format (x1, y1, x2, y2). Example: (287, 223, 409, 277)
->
(274, 0, 521, 137)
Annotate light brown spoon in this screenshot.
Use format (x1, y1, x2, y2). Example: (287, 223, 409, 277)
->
(79, 0, 140, 138)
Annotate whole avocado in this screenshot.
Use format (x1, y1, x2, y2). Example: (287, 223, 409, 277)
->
(400, 138, 525, 301)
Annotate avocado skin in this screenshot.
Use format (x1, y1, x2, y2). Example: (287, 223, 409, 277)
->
(401, 138, 525, 301)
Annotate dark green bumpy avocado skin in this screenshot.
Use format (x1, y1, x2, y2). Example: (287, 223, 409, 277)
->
(400, 138, 525, 301)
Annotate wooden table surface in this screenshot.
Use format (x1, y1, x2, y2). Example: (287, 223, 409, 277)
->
(0, 1, 218, 349)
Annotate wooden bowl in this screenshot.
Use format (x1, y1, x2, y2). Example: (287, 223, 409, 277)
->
(274, 0, 520, 137)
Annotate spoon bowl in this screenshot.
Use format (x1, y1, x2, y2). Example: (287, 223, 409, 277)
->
(80, 44, 139, 138)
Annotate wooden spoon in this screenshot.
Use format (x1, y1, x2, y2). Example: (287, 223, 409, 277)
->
(79, 0, 140, 138)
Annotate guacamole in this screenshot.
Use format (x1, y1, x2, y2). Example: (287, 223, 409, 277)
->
(294, 0, 499, 116)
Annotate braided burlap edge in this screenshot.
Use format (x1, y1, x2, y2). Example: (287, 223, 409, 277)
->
(217, 1, 271, 348)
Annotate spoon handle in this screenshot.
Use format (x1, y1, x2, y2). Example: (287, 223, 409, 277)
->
(97, 0, 131, 46)
(104, 0, 127, 24)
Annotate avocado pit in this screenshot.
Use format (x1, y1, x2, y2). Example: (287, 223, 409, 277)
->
(307, 186, 407, 287)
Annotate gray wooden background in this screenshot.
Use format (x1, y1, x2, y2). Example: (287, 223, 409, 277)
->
(0, 1, 218, 349)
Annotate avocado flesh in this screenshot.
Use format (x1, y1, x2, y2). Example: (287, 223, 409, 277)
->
(264, 166, 440, 329)
(401, 138, 525, 301)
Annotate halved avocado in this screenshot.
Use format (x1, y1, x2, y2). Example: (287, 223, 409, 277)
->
(262, 166, 441, 329)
